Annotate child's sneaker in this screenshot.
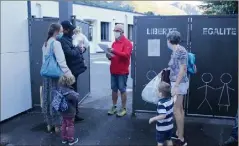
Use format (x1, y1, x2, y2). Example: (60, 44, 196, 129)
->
(54, 127, 60, 133)
(62, 140, 67, 144)
(176, 139, 187, 146)
(68, 138, 79, 146)
(108, 106, 117, 115)
(47, 125, 52, 132)
(116, 108, 127, 117)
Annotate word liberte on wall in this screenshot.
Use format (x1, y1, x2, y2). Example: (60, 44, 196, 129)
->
(146, 28, 177, 35)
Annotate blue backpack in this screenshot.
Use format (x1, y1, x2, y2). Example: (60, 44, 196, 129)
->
(187, 52, 197, 75)
(51, 90, 69, 112)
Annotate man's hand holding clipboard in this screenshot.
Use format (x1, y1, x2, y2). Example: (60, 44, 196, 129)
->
(98, 43, 115, 60)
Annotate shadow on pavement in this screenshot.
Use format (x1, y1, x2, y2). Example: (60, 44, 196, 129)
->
(0, 107, 233, 146)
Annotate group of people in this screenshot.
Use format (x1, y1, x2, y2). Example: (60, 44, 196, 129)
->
(41, 19, 237, 146)
(41, 21, 133, 145)
(41, 20, 89, 145)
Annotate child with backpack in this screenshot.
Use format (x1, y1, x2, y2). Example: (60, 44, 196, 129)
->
(149, 81, 174, 146)
(52, 75, 79, 145)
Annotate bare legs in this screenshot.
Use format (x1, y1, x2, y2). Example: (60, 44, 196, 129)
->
(112, 91, 118, 105)
(112, 91, 127, 108)
(121, 92, 127, 108)
(173, 94, 185, 141)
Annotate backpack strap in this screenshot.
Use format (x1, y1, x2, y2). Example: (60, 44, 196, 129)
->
(48, 41, 55, 55)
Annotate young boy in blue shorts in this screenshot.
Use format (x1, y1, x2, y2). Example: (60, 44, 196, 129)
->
(149, 81, 174, 146)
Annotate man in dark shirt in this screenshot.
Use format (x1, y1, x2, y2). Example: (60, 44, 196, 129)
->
(58, 20, 87, 122)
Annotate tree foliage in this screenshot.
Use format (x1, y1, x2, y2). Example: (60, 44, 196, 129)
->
(144, 11, 155, 16)
(199, 1, 238, 15)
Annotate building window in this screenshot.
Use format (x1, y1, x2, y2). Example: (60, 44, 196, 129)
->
(128, 24, 133, 41)
(36, 3, 42, 18)
(101, 22, 110, 41)
(89, 25, 93, 41)
(84, 20, 93, 41)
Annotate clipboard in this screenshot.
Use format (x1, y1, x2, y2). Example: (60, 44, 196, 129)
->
(98, 43, 114, 56)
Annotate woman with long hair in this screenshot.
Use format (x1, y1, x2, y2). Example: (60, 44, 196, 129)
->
(41, 23, 75, 133)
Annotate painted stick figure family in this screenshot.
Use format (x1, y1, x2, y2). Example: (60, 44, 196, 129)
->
(197, 73, 235, 112)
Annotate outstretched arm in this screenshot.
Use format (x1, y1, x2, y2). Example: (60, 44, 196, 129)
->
(149, 104, 166, 124)
(208, 85, 215, 90)
(228, 86, 235, 91)
(216, 86, 223, 90)
(149, 114, 166, 124)
(197, 85, 205, 90)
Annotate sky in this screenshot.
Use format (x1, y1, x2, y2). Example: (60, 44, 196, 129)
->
(153, 1, 202, 6)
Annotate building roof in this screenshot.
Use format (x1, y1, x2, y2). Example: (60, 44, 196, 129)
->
(73, 1, 145, 15)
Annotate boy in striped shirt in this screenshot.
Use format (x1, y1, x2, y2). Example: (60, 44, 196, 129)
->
(149, 81, 174, 146)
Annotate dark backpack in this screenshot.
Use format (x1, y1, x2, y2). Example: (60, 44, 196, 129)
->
(51, 90, 69, 112)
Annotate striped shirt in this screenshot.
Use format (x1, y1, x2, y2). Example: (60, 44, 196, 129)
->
(156, 97, 174, 132)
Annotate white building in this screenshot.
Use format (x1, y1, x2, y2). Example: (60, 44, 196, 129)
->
(30, 1, 144, 53)
(1, 1, 32, 121)
(0, 1, 143, 121)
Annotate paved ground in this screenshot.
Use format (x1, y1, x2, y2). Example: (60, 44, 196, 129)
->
(0, 54, 235, 146)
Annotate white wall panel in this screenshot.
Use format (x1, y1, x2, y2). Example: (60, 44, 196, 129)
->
(1, 52, 32, 121)
(0, 1, 32, 121)
(1, 1, 29, 53)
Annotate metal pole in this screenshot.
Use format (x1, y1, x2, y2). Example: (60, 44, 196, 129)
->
(27, 0, 34, 107)
(59, 0, 73, 22)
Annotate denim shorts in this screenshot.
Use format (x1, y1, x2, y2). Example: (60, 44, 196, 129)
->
(156, 129, 173, 144)
(171, 82, 189, 95)
(111, 74, 128, 93)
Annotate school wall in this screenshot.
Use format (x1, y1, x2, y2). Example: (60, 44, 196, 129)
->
(73, 4, 143, 53)
(0, 1, 32, 121)
(30, 1, 143, 53)
(31, 1, 59, 18)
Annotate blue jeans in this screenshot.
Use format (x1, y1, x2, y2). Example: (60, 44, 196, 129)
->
(231, 111, 238, 141)
(111, 74, 128, 93)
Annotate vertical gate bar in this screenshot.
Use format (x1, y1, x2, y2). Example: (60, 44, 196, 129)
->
(27, 0, 34, 107)
(132, 16, 138, 116)
(185, 16, 192, 116)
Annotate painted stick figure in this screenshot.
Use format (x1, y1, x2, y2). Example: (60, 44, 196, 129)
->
(143, 70, 157, 87)
(197, 73, 215, 111)
(217, 73, 235, 111)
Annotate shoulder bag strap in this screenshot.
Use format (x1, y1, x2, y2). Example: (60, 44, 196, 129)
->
(49, 41, 55, 55)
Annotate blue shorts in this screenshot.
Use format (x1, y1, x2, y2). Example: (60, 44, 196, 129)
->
(111, 74, 128, 93)
(156, 130, 173, 144)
